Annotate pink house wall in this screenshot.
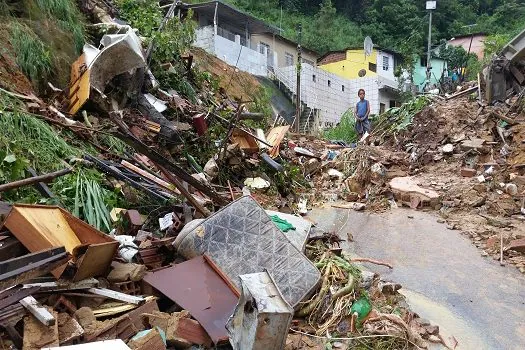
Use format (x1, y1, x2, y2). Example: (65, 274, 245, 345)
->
(448, 35, 486, 59)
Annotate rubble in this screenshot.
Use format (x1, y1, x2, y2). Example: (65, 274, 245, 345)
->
(0, 1, 522, 349)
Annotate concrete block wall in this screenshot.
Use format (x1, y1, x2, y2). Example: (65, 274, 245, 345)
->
(214, 35, 267, 76)
(277, 65, 382, 128)
(194, 26, 215, 53)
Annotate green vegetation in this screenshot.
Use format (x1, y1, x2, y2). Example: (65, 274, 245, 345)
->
(214, 0, 525, 56)
(9, 23, 52, 87)
(0, 0, 86, 90)
(323, 109, 357, 143)
(33, 0, 86, 52)
(373, 95, 431, 138)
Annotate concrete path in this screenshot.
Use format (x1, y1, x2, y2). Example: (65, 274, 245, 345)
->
(309, 206, 525, 350)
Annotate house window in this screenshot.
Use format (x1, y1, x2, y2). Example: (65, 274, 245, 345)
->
(285, 52, 294, 67)
(328, 80, 331, 87)
(382, 56, 389, 71)
(259, 42, 270, 55)
(369, 62, 377, 72)
(302, 58, 314, 66)
(341, 85, 345, 92)
(312, 74, 316, 82)
(389, 100, 396, 108)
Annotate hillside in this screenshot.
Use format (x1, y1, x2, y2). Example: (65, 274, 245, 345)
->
(190, 0, 525, 58)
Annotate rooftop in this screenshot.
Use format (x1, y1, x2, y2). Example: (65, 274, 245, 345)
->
(182, 1, 279, 34)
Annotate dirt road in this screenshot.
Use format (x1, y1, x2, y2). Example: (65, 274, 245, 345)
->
(309, 206, 525, 350)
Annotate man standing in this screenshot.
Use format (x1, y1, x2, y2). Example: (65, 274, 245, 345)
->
(354, 89, 370, 140)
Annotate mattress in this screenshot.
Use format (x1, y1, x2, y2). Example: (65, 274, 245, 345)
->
(173, 196, 320, 307)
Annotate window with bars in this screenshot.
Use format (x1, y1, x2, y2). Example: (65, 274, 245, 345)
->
(285, 52, 294, 66)
(382, 56, 389, 71)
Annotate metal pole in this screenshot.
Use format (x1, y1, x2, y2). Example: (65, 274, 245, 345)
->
(295, 24, 302, 133)
(426, 10, 432, 81)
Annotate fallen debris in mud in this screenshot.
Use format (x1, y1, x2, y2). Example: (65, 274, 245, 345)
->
(0, 1, 523, 349)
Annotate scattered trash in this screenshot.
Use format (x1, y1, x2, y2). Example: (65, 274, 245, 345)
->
(243, 177, 271, 189)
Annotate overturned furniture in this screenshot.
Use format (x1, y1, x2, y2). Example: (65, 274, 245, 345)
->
(227, 271, 293, 350)
(2, 205, 118, 281)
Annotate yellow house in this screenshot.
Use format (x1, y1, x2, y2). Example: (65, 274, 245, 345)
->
(317, 47, 402, 114)
(318, 47, 401, 80)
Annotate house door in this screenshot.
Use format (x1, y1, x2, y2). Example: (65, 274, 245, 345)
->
(259, 42, 272, 69)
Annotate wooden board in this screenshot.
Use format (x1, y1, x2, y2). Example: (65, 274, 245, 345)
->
(73, 242, 118, 281)
(4, 206, 81, 253)
(2, 204, 117, 280)
(266, 125, 290, 158)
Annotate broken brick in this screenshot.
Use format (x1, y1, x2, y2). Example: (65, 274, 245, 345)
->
(166, 311, 212, 348)
(460, 168, 477, 177)
(54, 295, 77, 315)
(127, 327, 166, 350)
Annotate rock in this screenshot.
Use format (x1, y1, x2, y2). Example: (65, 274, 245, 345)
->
(507, 238, 525, 253)
(378, 281, 402, 295)
(327, 168, 344, 179)
(460, 138, 486, 152)
(74, 307, 95, 329)
(359, 270, 376, 290)
(346, 192, 359, 202)
(244, 177, 270, 189)
(477, 175, 486, 183)
(437, 219, 446, 224)
(424, 325, 439, 335)
(203, 158, 218, 179)
(505, 183, 518, 195)
(481, 251, 489, 257)
(352, 203, 366, 211)
(414, 318, 431, 327)
(428, 335, 441, 343)
(389, 177, 440, 208)
(442, 143, 454, 154)
(107, 262, 147, 282)
(332, 342, 346, 349)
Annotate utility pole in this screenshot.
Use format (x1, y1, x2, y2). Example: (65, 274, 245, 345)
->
(295, 24, 302, 133)
(426, 1, 436, 81)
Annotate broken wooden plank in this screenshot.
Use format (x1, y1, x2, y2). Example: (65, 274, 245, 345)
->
(0, 168, 72, 192)
(24, 278, 99, 292)
(0, 285, 40, 310)
(85, 298, 159, 341)
(445, 86, 478, 100)
(88, 288, 145, 305)
(121, 160, 180, 194)
(20, 296, 56, 326)
(108, 111, 228, 206)
(0, 247, 69, 290)
(27, 167, 57, 198)
(157, 164, 211, 217)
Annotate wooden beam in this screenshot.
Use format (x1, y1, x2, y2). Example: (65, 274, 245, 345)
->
(23, 278, 99, 292)
(121, 160, 180, 194)
(157, 164, 211, 217)
(88, 288, 145, 305)
(108, 111, 228, 206)
(0, 247, 69, 290)
(19, 296, 55, 326)
(0, 168, 72, 193)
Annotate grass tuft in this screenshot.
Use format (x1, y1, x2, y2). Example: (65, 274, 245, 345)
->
(34, 0, 86, 53)
(9, 23, 52, 86)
